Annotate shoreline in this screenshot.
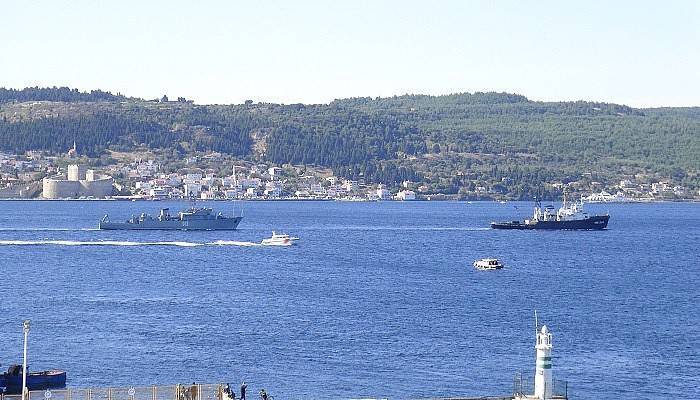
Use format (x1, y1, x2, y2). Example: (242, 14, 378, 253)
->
(0, 198, 698, 203)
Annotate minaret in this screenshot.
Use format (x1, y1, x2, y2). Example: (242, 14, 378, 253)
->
(534, 325, 553, 399)
(67, 140, 78, 157)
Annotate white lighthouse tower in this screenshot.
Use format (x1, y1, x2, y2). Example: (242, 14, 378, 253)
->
(514, 318, 565, 400)
(534, 324, 553, 399)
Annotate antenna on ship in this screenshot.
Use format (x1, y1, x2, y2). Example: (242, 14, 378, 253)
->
(231, 165, 244, 217)
(233, 200, 245, 218)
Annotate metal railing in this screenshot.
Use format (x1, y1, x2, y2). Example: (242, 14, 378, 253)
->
(1, 384, 227, 400)
(513, 373, 568, 398)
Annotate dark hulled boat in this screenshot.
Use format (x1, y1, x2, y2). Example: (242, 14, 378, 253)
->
(0, 365, 67, 394)
(491, 196, 609, 230)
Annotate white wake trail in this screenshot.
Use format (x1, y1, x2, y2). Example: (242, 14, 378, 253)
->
(0, 240, 261, 247)
(208, 240, 261, 247)
(0, 228, 100, 232)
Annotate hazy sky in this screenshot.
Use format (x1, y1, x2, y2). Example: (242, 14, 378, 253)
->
(2, 1, 699, 107)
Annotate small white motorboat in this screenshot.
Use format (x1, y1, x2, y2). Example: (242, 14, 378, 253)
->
(261, 231, 299, 246)
(473, 258, 504, 270)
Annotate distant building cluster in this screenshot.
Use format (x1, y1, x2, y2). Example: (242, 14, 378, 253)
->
(581, 179, 693, 202)
(0, 148, 697, 201)
(115, 160, 418, 201)
(0, 151, 54, 198)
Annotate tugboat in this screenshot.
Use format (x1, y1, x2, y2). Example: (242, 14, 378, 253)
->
(99, 206, 242, 230)
(491, 193, 609, 230)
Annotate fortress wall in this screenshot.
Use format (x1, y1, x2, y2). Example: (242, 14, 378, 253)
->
(80, 177, 114, 198)
(42, 174, 114, 199)
(43, 178, 81, 199)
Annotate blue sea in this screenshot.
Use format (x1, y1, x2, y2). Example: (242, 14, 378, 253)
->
(0, 200, 698, 399)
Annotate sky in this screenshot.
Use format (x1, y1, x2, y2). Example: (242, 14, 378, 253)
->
(1, 0, 699, 107)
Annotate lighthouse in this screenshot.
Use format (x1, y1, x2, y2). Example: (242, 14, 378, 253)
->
(514, 319, 566, 400)
(534, 325, 553, 399)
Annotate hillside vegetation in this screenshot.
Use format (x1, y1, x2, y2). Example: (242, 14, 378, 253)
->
(1, 87, 698, 197)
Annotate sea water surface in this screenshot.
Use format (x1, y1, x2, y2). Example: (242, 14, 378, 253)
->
(0, 200, 698, 399)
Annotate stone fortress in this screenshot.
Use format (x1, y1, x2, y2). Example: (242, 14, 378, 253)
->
(42, 164, 114, 199)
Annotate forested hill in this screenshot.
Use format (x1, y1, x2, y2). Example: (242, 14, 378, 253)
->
(1, 87, 698, 196)
(0, 87, 127, 103)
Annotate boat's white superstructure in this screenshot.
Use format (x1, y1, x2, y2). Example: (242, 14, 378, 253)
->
(261, 231, 299, 246)
(473, 258, 504, 270)
(530, 193, 590, 223)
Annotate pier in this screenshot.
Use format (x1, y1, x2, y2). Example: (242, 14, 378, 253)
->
(1, 384, 229, 400)
(0, 388, 516, 400)
(0, 386, 568, 400)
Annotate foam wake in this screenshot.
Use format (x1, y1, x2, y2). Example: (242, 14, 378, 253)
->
(0, 228, 100, 231)
(0, 240, 261, 247)
(209, 240, 261, 247)
(321, 226, 490, 231)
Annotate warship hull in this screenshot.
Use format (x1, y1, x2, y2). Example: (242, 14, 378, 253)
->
(99, 217, 242, 230)
(491, 215, 609, 230)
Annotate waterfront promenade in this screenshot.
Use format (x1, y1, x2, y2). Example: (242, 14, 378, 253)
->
(1, 385, 516, 400)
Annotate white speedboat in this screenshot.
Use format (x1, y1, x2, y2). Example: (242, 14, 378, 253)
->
(261, 231, 299, 246)
(473, 258, 504, 270)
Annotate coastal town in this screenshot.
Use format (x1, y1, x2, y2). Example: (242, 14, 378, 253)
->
(2, 2, 698, 398)
(1, 148, 697, 202)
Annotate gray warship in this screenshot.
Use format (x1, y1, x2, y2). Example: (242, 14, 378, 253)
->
(99, 206, 243, 230)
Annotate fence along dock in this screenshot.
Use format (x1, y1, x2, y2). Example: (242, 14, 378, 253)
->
(0, 385, 551, 400)
(1, 384, 230, 400)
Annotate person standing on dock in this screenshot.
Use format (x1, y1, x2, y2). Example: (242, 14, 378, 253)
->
(240, 382, 247, 400)
(223, 384, 235, 400)
(191, 383, 198, 400)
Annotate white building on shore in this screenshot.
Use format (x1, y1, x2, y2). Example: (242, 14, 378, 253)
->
(376, 185, 391, 200)
(395, 190, 416, 201)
